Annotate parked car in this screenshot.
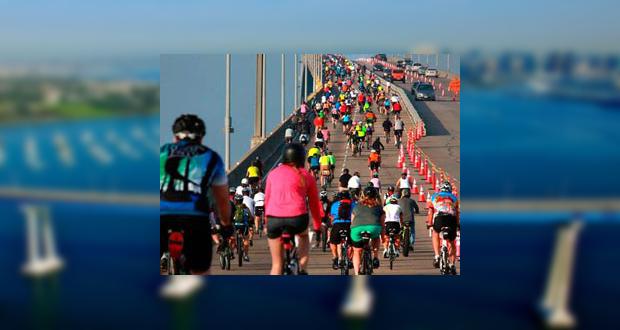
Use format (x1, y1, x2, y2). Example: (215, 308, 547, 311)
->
(413, 82, 436, 101)
(391, 69, 405, 82)
(425, 68, 438, 77)
(417, 66, 428, 76)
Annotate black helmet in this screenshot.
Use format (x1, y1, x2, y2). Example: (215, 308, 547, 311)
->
(339, 191, 351, 200)
(173, 114, 206, 140)
(363, 186, 378, 199)
(234, 194, 243, 202)
(282, 143, 305, 168)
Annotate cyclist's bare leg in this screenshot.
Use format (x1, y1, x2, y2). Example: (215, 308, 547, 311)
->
(330, 243, 339, 259)
(372, 238, 380, 259)
(352, 247, 362, 275)
(267, 238, 284, 275)
(449, 240, 457, 264)
(297, 231, 310, 271)
(432, 231, 440, 257)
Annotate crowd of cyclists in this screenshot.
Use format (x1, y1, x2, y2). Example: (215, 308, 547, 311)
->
(160, 54, 460, 276)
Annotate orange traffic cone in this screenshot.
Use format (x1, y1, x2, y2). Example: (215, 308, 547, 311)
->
(412, 178, 419, 194)
(426, 191, 431, 201)
(414, 151, 420, 169)
(425, 167, 432, 182)
(419, 159, 425, 176)
(418, 186, 426, 202)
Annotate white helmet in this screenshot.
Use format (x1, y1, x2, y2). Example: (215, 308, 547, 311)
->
(241, 178, 249, 185)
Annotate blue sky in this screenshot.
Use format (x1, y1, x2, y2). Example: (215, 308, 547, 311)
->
(1, 0, 619, 59)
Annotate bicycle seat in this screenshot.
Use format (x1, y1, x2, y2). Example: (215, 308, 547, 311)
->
(281, 231, 292, 243)
(338, 229, 349, 238)
(360, 231, 372, 241)
(440, 227, 451, 239)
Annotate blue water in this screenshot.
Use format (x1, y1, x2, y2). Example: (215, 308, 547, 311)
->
(0, 115, 158, 193)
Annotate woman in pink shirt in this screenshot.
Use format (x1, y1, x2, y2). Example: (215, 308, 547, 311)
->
(265, 143, 323, 275)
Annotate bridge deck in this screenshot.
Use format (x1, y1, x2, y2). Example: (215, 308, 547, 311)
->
(212, 64, 460, 275)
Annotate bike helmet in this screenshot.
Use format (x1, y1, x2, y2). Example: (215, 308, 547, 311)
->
(320, 190, 328, 199)
(389, 195, 398, 203)
(363, 186, 378, 199)
(282, 143, 306, 168)
(387, 185, 395, 192)
(440, 181, 453, 193)
(241, 178, 249, 185)
(373, 172, 379, 178)
(228, 187, 236, 194)
(172, 114, 206, 140)
(234, 194, 243, 202)
(371, 149, 376, 153)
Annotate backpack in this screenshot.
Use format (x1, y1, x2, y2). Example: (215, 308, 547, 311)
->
(233, 205, 247, 224)
(338, 199, 352, 220)
(160, 142, 217, 213)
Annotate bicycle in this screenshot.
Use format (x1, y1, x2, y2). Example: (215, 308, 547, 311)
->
(439, 227, 453, 275)
(338, 229, 352, 276)
(386, 228, 398, 270)
(359, 231, 374, 275)
(234, 224, 246, 267)
(160, 229, 187, 275)
(218, 238, 232, 271)
(320, 220, 330, 252)
(282, 230, 300, 275)
(401, 223, 412, 257)
(256, 208, 265, 238)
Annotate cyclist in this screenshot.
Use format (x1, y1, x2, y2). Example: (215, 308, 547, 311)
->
(383, 195, 403, 258)
(350, 186, 384, 274)
(285, 125, 295, 144)
(396, 171, 412, 196)
(329, 191, 355, 270)
(370, 172, 381, 193)
(319, 151, 332, 187)
(427, 181, 460, 275)
(320, 127, 330, 147)
(394, 115, 404, 147)
(246, 162, 261, 191)
(382, 117, 393, 143)
(398, 189, 420, 253)
(236, 177, 252, 196)
(264, 143, 323, 275)
(160, 114, 231, 275)
(368, 149, 381, 176)
(241, 187, 255, 247)
(307, 144, 321, 165)
(232, 194, 252, 262)
(355, 123, 367, 153)
(254, 187, 266, 235)
(347, 171, 362, 199)
(383, 185, 395, 206)
(339, 168, 352, 192)
(327, 151, 336, 179)
(365, 123, 374, 148)
(372, 137, 385, 155)
(299, 133, 309, 146)
(365, 110, 376, 125)
(392, 100, 402, 118)
(317, 190, 332, 248)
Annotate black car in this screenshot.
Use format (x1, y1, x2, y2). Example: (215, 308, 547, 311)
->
(410, 81, 421, 94)
(373, 63, 384, 72)
(382, 67, 392, 79)
(413, 82, 436, 101)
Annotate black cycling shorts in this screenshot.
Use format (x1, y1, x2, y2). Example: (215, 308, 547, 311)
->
(234, 223, 250, 236)
(266, 214, 309, 239)
(433, 214, 457, 241)
(394, 129, 403, 137)
(254, 206, 264, 217)
(385, 222, 401, 237)
(248, 177, 260, 185)
(369, 161, 380, 171)
(160, 215, 212, 273)
(330, 222, 351, 245)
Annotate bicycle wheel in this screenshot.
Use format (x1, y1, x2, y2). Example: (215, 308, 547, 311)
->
(237, 233, 243, 267)
(402, 229, 410, 257)
(219, 253, 226, 270)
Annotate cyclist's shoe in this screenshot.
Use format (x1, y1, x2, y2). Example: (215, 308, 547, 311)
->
(372, 258, 380, 269)
(433, 256, 440, 268)
(243, 254, 250, 262)
(332, 258, 339, 270)
(383, 250, 388, 258)
(299, 270, 309, 275)
(450, 265, 457, 275)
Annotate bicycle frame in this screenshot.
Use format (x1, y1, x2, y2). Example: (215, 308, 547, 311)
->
(282, 232, 299, 275)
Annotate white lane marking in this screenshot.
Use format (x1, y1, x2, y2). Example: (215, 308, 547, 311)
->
(132, 126, 158, 154)
(80, 130, 113, 165)
(106, 130, 141, 160)
(24, 135, 44, 171)
(52, 132, 75, 167)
